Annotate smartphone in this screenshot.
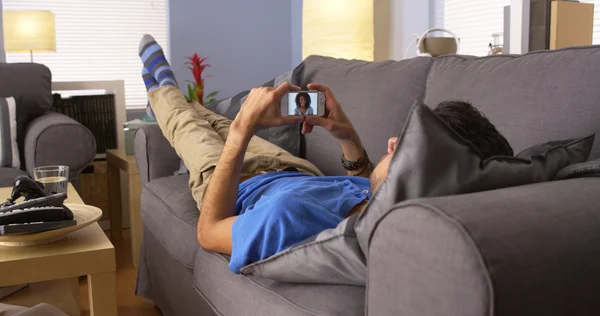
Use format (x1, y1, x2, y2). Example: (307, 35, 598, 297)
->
(280, 91, 326, 117)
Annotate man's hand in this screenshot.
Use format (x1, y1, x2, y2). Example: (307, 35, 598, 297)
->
(232, 82, 302, 136)
(303, 83, 367, 172)
(302, 83, 358, 142)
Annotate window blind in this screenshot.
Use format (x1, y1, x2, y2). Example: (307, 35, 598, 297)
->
(581, 0, 600, 44)
(433, 0, 510, 56)
(3, 0, 169, 109)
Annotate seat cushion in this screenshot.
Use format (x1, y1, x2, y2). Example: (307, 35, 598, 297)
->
(0, 168, 28, 187)
(141, 175, 199, 269)
(193, 248, 365, 316)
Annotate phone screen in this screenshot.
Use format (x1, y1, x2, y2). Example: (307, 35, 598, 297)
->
(287, 92, 319, 116)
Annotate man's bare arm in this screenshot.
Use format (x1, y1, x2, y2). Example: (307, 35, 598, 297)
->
(197, 83, 301, 254)
(340, 133, 371, 178)
(302, 83, 371, 178)
(197, 124, 251, 254)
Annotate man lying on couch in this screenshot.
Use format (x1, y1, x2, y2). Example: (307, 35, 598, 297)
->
(139, 35, 513, 273)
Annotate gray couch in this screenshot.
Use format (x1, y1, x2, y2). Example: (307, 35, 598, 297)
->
(134, 47, 600, 316)
(0, 63, 96, 187)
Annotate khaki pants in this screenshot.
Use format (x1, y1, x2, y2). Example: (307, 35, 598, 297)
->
(148, 86, 323, 210)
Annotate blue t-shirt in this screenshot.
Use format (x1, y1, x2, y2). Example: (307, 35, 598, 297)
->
(229, 172, 371, 273)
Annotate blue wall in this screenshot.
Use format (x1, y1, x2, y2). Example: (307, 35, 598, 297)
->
(169, 0, 294, 100)
(291, 0, 302, 67)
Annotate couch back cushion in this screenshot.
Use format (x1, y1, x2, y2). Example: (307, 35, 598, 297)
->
(0, 63, 53, 119)
(300, 55, 433, 175)
(424, 46, 600, 159)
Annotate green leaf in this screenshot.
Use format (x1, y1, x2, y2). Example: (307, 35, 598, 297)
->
(205, 98, 216, 105)
(206, 91, 218, 99)
(187, 84, 197, 101)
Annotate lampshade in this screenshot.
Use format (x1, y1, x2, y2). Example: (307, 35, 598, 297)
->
(3, 10, 56, 52)
(302, 0, 374, 61)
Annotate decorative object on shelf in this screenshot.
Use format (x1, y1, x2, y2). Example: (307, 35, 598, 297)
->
(184, 54, 218, 105)
(489, 32, 504, 55)
(410, 28, 460, 58)
(3, 11, 56, 62)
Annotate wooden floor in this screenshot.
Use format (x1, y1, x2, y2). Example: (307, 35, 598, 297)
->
(79, 229, 162, 316)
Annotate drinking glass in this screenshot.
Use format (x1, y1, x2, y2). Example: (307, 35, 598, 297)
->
(33, 165, 69, 195)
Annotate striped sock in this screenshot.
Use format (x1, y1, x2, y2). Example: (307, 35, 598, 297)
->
(141, 68, 158, 120)
(138, 34, 177, 87)
(142, 67, 159, 92)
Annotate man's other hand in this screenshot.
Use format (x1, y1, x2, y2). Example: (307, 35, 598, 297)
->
(302, 83, 358, 142)
(232, 82, 302, 136)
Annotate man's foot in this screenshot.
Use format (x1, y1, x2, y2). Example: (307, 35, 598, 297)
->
(142, 67, 159, 92)
(138, 34, 177, 87)
(141, 67, 159, 120)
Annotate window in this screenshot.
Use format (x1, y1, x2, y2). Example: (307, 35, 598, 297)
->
(433, 0, 510, 56)
(581, 1, 600, 44)
(3, 0, 169, 109)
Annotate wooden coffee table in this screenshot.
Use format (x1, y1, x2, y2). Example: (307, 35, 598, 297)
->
(0, 185, 117, 316)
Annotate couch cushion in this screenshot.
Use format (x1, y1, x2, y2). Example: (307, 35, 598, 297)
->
(193, 248, 365, 316)
(0, 168, 28, 187)
(141, 175, 199, 269)
(424, 46, 600, 160)
(0, 63, 53, 119)
(355, 101, 594, 256)
(299, 55, 433, 175)
(0, 63, 53, 167)
(0, 97, 20, 169)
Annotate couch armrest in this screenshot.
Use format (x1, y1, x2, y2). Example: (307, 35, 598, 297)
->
(367, 178, 600, 316)
(134, 124, 180, 185)
(24, 112, 96, 184)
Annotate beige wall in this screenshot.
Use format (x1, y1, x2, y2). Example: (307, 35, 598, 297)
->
(374, 0, 391, 61)
(0, 0, 5, 62)
(374, 0, 432, 61)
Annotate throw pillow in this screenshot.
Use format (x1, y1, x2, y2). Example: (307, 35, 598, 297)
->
(354, 102, 594, 255)
(553, 158, 600, 180)
(175, 64, 306, 175)
(240, 101, 594, 286)
(0, 97, 21, 169)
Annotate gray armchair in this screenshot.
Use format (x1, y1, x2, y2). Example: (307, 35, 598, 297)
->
(0, 62, 96, 187)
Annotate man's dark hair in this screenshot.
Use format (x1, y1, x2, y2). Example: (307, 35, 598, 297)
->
(433, 100, 513, 159)
(295, 92, 311, 108)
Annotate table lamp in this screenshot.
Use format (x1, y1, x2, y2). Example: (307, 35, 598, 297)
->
(3, 10, 56, 62)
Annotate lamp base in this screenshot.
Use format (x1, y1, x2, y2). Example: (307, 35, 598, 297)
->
(30, 50, 33, 63)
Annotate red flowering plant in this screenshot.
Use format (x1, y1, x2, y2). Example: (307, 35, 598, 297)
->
(185, 53, 218, 105)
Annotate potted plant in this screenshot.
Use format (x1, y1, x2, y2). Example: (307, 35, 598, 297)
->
(185, 53, 218, 105)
